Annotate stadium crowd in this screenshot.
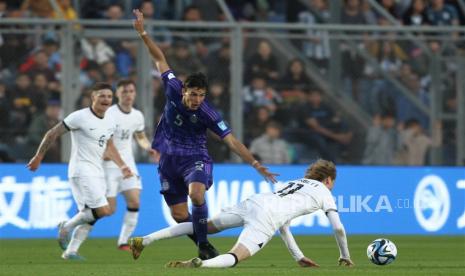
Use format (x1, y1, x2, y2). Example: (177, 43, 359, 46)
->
(0, 0, 463, 165)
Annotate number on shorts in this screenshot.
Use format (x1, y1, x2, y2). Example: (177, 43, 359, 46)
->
(275, 182, 304, 197)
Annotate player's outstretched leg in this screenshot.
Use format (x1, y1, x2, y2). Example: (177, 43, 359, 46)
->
(57, 221, 71, 250)
(129, 237, 144, 260)
(165, 257, 202, 268)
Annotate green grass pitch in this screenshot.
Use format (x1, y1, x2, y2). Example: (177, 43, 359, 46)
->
(1, 235, 464, 275)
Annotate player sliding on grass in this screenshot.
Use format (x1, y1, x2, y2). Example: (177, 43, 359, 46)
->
(129, 159, 354, 268)
(132, 9, 278, 260)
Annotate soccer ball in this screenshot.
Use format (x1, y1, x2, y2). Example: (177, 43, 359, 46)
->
(367, 238, 397, 265)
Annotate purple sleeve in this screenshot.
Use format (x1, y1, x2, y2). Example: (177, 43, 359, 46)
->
(161, 70, 183, 101)
(201, 104, 232, 138)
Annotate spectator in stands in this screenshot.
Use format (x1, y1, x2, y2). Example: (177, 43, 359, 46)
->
(402, 0, 429, 26)
(207, 81, 229, 121)
(181, 5, 211, 62)
(395, 118, 442, 165)
(138, 0, 172, 51)
(206, 42, 231, 84)
(243, 73, 282, 114)
(362, 113, 397, 165)
(20, 0, 53, 18)
(20, 50, 56, 81)
(53, 0, 77, 20)
(32, 73, 49, 111)
(244, 106, 272, 144)
(298, 89, 353, 161)
(298, 0, 331, 72)
(375, 0, 402, 20)
(80, 60, 103, 88)
(245, 40, 279, 84)
(279, 58, 312, 94)
(369, 40, 408, 73)
(8, 73, 36, 137)
(101, 61, 119, 89)
(167, 39, 205, 76)
(42, 35, 61, 71)
(81, 38, 115, 64)
(250, 121, 290, 164)
(341, 0, 366, 101)
(26, 99, 61, 162)
(426, 0, 459, 26)
(395, 72, 429, 128)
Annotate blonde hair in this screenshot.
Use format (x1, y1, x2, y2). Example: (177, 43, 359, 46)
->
(305, 159, 336, 181)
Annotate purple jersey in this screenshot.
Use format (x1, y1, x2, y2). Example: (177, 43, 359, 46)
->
(152, 70, 232, 157)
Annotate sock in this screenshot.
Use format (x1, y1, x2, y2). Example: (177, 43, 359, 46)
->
(177, 214, 198, 245)
(63, 209, 95, 232)
(118, 208, 139, 246)
(65, 223, 93, 254)
(201, 253, 238, 268)
(192, 203, 208, 244)
(143, 222, 193, 246)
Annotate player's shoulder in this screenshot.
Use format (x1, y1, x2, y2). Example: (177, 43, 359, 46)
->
(68, 107, 91, 118)
(199, 101, 221, 122)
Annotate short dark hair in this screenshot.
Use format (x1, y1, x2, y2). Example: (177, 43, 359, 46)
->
(184, 72, 208, 90)
(116, 79, 136, 89)
(91, 82, 113, 93)
(305, 159, 336, 181)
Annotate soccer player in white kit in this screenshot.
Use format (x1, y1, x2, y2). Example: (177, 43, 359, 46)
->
(129, 159, 354, 268)
(104, 79, 157, 250)
(27, 82, 133, 260)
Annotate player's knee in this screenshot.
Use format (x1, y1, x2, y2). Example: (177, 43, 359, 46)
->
(172, 212, 189, 223)
(126, 199, 140, 209)
(108, 205, 116, 215)
(188, 191, 205, 205)
(98, 206, 113, 217)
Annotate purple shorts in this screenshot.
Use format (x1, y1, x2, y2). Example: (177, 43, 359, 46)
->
(158, 154, 213, 206)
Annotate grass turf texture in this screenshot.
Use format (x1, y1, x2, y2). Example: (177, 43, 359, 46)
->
(1, 235, 464, 275)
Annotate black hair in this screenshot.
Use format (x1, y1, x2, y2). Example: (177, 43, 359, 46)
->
(91, 82, 113, 93)
(405, 118, 421, 128)
(184, 72, 208, 90)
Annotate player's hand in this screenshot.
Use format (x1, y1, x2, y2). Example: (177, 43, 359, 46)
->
(298, 257, 320, 267)
(148, 148, 160, 163)
(27, 155, 43, 172)
(121, 165, 134, 179)
(132, 9, 145, 34)
(254, 163, 279, 183)
(338, 257, 354, 267)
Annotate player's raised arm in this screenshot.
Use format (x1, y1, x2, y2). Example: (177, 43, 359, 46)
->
(222, 133, 279, 183)
(27, 122, 68, 171)
(278, 223, 319, 268)
(326, 210, 354, 267)
(105, 138, 133, 179)
(132, 9, 170, 74)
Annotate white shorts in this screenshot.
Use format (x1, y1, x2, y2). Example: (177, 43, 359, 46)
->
(104, 168, 141, 198)
(69, 176, 108, 211)
(211, 200, 273, 256)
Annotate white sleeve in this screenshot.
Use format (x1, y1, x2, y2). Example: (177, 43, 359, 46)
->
(327, 210, 350, 259)
(278, 222, 304, 261)
(136, 111, 145, 132)
(63, 111, 81, 130)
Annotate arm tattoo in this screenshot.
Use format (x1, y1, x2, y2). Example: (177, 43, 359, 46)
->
(36, 123, 67, 156)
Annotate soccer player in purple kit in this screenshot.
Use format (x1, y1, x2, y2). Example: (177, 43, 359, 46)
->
(130, 9, 279, 260)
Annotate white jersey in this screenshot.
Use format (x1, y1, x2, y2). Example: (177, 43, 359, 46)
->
(63, 107, 116, 178)
(103, 105, 145, 173)
(247, 178, 337, 236)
